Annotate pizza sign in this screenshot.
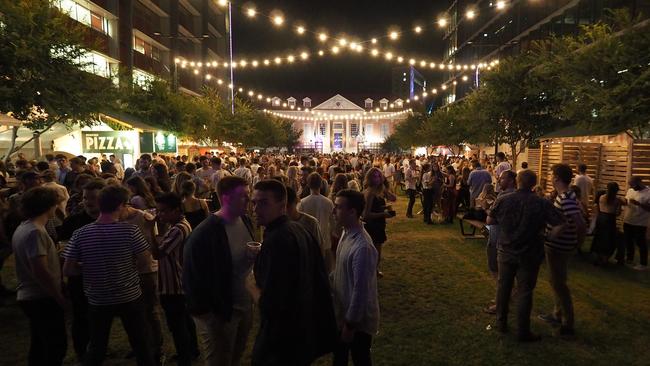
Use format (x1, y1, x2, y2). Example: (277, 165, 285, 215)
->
(82, 131, 135, 153)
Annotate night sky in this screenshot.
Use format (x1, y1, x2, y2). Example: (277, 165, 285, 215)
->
(231, 0, 449, 104)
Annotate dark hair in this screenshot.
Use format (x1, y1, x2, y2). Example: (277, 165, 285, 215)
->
(20, 187, 60, 219)
(73, 173, 94, 190)
(180, 180, 196, 197)
(501, 170, 517, 182)
(139, 154, 152, 162)
(185, 162, 196, 173)
(286, 186, 298, 205)
(606, 182, 619, 204)
(155, 192, 183, 211)
(307, 172, 322, 190)
(98, 185, 130, 213)
(217, 175, 248, 198)
(521, 162, 528, 169)
(496, 152, 506, 161)
(210, 156, 222, 165)
(126, 176, 156, 208)
(36, 161, 50, 171)
(578, 163, 587, 173)
(83, 178, 106, 191)
(552, 163, 573, 185)
(336, 189, 365, 218)
(254, 179, 287, 203)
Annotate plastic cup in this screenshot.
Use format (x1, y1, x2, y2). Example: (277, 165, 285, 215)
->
(246, 241, 262, 260)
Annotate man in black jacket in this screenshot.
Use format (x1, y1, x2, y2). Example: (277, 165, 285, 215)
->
(251, 179, 337, 366)
(182, 176, 255, 366)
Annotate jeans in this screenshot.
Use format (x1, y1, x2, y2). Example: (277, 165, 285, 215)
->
(545, 247, 575, 329)
(160, 295, 198, 366)
(496, 252, 542, 338)
(333, 331, 372, 366)
(19, 297, 67, 366)
(406, 189, 417, 216)
(623, 224, 648, 266)
(140, 272, 163, 360)
(85, 296, 154, 366)
(193, 306, 253, 366)
(486, 226, 500, 276)
(422, 189, 433, 222)
(68, 275, 89, 361)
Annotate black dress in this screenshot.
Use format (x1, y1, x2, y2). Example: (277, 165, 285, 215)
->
(591, 211, 618, 258)
(364, 194, 387, 245)
(185, 209, 207, 230)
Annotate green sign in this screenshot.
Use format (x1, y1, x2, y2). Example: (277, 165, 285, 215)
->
(82, 131, 135, 153)
(139, 132, 177, 153)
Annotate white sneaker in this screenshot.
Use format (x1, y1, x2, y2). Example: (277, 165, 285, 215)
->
(632, 264, 648, 271)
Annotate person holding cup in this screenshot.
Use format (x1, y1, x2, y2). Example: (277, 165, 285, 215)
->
(182, 175, 256, 366)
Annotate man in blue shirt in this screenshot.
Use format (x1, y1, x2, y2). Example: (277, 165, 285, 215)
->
(468, 160, 493, 208)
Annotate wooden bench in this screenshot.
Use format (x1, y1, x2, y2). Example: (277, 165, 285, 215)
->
(457, 213, 488, 239)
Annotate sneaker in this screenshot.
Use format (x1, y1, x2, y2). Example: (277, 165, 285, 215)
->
(538, 313, 561, 326)
(633, 264, 648, 271)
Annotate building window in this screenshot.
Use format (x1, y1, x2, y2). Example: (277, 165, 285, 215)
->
(133, 36, 161, 61)
(365, 100, 373, 109)
(319, 123, 326, 136)
(133, 69, 155, 89)
(333, 123, 343, 130)
(79, 51, 116, 81)
(303, 123, 313, 139)
(350, 123, 359, 137)
(56, 0, 110, 35)
(287, 98, 296, 108)
(381, 123, 389, 138)
(304, 99, 312, 108)
(365, 124, 373, 138)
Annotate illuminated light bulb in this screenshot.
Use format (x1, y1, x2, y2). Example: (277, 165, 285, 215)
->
(193, 69, 199, 75)
(282, 103, 287, 107)
(430, 62, 436, 68)
(274, 57, 282, 64)
(272, 16, 284, 26)
(257, 95, 263, 100)
(355, 45, 364, 52)
(238, 87, 243, 92)
(406, 99, 410, 103)
(248, 91, 254, 96)
(495, 59, 500, 64)
(385, 52, 393, 60)
(287, 55, 295, 63)
(252, 60, 259, 67)
(414, 26, 422, 34)
(331, 46, 340, 54)
(266, 97, 271, 102)
(227, 83, 233, 89)
(438, 18, 447, 27)
(463, 65, 468, 70)
(223, 62, 229, 67)
(420, 60, 427, 67)
(217, 79, 223, 85)
(240, 60, 247, 67)
(441, 84, 447, 90)
(462, 75, 469, 81)
(456, 64, 462, 70)
(389, 31, 399, 40)
(471, 64, 476, 68)
(447, 64, 454, 70)
(180, 63, 186, 68)
(205, 74, 212, 80)
(432, 88, 437, 94)
(190, 61, 196, 67)
(339, 38, 348, 46)
(246, 8, 256, 17)
(318, 33, 328, 42)
(496, 1, 506, 10)
(296, 26, 305, 35)
(487, 66, 492, 70)
(423, 92, 428, 97)
(217, 0, 227, 6)
(349, 42, 358, 50)
(300, 52, 309, 60)
(318, 50, 324, 56)
(371, 38, 378, 44)
(439, 64, 445, 70)
(453, 81, 458, 85)
(409, 59, 416, 65)
(231, 63, 237, 69)
(397, 56, 404, 63)
(262, 59, 270, 66)
(174, 58, 180, 63)
(466, 10, 476, 19)
(413, 95, 419, 101)
(212, 61, 218, 67)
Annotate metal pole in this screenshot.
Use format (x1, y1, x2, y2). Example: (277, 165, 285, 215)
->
(228, 1, 234, 114)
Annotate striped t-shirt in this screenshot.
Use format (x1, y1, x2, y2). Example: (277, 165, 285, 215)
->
(545, 191, 580, 252)
(158, 218, 192, 295)
(63, 222, 149, 306)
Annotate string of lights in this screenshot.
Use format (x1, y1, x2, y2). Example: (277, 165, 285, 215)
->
(263, 109, 413, 122)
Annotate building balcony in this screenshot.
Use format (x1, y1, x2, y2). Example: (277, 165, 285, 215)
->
(83, 28, 112, 56)
(133, 51, 167, 78)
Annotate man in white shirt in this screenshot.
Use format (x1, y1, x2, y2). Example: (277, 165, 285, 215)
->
(196, 156, 215, 181)
(622, 176, 650, 270)
(573, 163, 594, 210)
(298, 172, 334, 260)
(383, 157, 395, 192)
(209, 157, 231, 191)
(404, 159, 418, 218)
(233, 158, 253, 186)
(332, 189, 379, 366)
(493, 152, 512, 192)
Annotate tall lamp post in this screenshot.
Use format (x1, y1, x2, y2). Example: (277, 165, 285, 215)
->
(227, 1, 235, 114)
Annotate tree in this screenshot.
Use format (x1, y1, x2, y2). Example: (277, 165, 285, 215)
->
(390, 113, 427, 148)
(0, 0, 118, 159)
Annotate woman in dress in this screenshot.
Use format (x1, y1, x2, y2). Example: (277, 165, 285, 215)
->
(457, 167, 471, 211)
(591, 183, 624, 265)
(180, 180, 210, 229)
(442, 165, 457, 224)
(126, 176, 156, 210)
(362, 167, 397, 278)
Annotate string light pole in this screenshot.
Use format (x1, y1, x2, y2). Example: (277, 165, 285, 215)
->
(227, 0, 235, 114)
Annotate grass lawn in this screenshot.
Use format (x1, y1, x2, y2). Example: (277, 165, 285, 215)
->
(2, 195, 650, 365)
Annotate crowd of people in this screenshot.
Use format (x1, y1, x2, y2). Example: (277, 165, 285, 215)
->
(0, 148, 648, 364)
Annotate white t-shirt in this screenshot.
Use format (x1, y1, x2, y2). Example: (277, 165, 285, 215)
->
(298, 194, 334, 238)
(234, 166, 253, 185)
(210, 169, 231, 189)
(383, 163, 395, 180)
(624, 187, 650, 227)
(405, 167, 418, 190)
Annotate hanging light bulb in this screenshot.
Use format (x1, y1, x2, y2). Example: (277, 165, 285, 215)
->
(296, 26, 306, 35)
(318, 33, 328, 42)
(246, 7, 256, 17)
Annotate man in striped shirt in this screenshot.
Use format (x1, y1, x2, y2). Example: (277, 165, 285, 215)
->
(153, 193, 196, 366)
(539, 164, 587, 336)
(63, 185, 155, 366)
